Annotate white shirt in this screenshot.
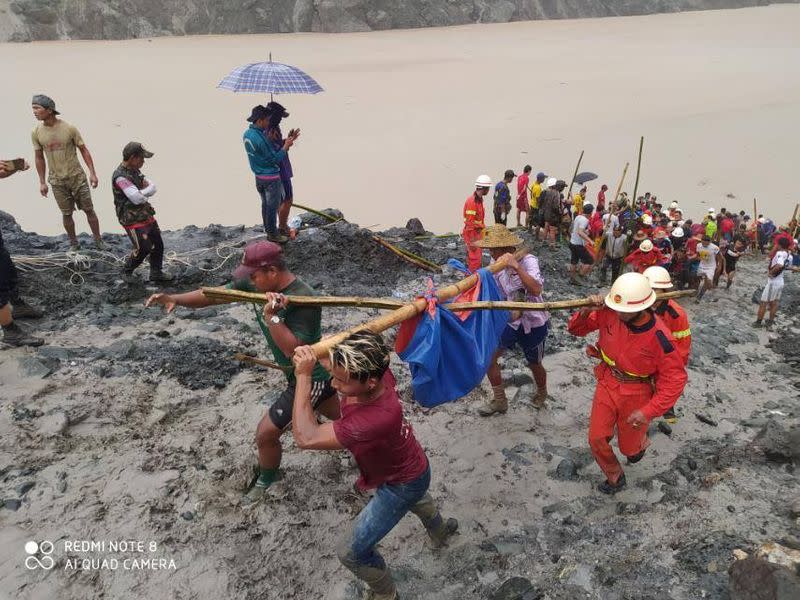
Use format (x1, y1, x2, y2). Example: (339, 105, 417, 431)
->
(769, 250, 791, 284)
(570, 215, 590, 245)
(698, 243, 719, 271)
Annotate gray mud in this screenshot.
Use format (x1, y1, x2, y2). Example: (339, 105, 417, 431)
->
(1, 209, 798, 600)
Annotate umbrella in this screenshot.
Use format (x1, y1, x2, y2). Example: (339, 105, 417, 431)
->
(218, 55, 323, 96)
(573, 172, 598, 185)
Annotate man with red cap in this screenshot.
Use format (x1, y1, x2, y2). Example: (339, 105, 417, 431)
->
(567, 272, 687, 493)
(145, 240, 337, 504)
(462, 175, 490, 271)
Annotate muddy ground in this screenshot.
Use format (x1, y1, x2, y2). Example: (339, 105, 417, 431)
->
(0, 209, 798, 600)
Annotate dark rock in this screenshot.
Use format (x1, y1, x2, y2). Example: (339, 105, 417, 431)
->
(687, 457, 698, 471)
(551, 459, 579, 481)
(729, 557, 800, 600)
(181, 511, 195, 521)
(542, 501, 570, 516)
(404, 218, 426, 236)
(695, 413, 718, 427)
(155, 330, 171, 338)
(37, 346, 74, 361)
(15, 482, 35, 496)
(490, 577, 542, 600)
(56, 480, 67, 493)
(3, 499, 22, 511)
(16, 355, 57, 378)
(502, 445, 534, 466)
(657, 421, 672, 436)
(751, 421, 800, 463)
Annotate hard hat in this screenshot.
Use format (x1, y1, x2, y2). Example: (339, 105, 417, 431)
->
(475, 174, 492, 188)
(546, 177, 557, 188)
(671, 227, 685, 238)
(642, 214, 653, 225)
(604, 272, 656, 313)
(643, 266, 673, 289)
(669, 201, 678, 209)
(708, 207, 715, 213)
(639, 239, 654, 252)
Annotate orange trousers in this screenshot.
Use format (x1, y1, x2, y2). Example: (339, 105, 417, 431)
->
(588, 367, 652, 484)
(462, 229, 483, 272)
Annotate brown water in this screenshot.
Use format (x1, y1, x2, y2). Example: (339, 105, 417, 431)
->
(1, 4, 798, 236)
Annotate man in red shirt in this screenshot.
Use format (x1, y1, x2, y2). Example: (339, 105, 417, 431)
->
(515, 165, 531, 228)
(567, 273, 687, 494)
(291, 332, 458, 600)
(596, 184, 608, 212)
(462, 175, 490, 271)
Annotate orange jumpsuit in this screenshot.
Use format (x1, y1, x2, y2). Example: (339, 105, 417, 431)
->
(654, 300, 691, 365)
(462, 193, 485, 272)
(568, 308, 687, 485)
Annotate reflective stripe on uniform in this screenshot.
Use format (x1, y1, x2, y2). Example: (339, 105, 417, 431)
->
(600, 348, 650, 379)
(465, 210, 477, 215)
(672, 328, 691, 339)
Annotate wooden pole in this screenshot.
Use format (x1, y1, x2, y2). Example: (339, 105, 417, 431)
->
(202, 287, 405, 310)
(752, 198, 758, 251)
(631, 136, 644, 205)
(446, 290, 695, 312)
(566, 150, 585, 203)
(613, 162, 629, 206)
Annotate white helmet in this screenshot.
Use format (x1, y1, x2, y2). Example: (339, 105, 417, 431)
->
(604, 272, 656, 313)
(671, 227, 685, 238)
(546, 177, 558, 188)
(475, 174, 492, 188)
(669, 201, 678, 209)
(639, 239, 654, 252)
(642, 214, 653, 225)
(708, 207, 715, 214)
(643, 266, 673, 289)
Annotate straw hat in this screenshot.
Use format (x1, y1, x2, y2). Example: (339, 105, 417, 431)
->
(474, 225, 523, 248)
(633, 230, 648, 241)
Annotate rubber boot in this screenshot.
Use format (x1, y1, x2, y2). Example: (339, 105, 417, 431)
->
(347, 563, 397, 600)
(478, 386, 508, 416)
(2, 322, 44, 347)
(409, 493, 459, 548)
(11, 298, 43, 319)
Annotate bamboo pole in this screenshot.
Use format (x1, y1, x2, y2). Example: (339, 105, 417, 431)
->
(308, 248, 529, 357)
(371, 235, 441, 272)
(566, 150, 585, 203)
(613, 162, 629, 206)
(201, 287, 405, 310)
(446, 289, 694, 312)
(234, 353, 292, 371)
(631, 136, 644, 205)
(752, 198, 759, 251)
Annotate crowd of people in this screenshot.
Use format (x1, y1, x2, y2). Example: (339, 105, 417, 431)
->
(1, 95, 799, 600)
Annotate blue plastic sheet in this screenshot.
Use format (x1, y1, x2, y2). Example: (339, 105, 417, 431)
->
(397, 269, 510, 407)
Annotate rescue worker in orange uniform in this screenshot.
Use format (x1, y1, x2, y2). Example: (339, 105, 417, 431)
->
(624, 238, 666, 273)
(462, 175, 490, 272)
(567, 272, 688, 494)
(644, 265, 691, 424)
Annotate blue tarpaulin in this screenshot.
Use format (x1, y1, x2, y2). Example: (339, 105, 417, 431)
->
(396, 269, 510, 407)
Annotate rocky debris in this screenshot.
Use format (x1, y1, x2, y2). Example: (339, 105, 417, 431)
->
(750, 421, 800, 464)
(3, 498, 22, 511)
(16, 355, 58, 378)
(550, 459, 579, 481)
(1, 1, 779, 42)
(729, 557, 800, 600)
(489, 577, 542, 600)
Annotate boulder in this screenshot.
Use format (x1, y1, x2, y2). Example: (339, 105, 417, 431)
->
(729, 557, 800, 600)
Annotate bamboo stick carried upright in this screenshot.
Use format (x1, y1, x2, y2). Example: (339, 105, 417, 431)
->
(631, 136, 644, 205)
(566, 150, 585, 203)
(613, 162, 629, 206)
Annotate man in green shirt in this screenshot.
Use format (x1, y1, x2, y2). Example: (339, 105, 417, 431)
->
(145, 241, 337, 503)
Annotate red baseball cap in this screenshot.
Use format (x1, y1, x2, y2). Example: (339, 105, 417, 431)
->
(233, 241, 283, 280)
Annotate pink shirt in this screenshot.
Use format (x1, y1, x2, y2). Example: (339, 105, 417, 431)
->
(493, 254, 549, 332)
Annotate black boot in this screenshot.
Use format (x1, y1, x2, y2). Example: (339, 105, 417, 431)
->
(2, 322, 44, 347)
(11, 299, 43, 319)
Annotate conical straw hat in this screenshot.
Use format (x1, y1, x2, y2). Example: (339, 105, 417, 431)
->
(474, 225, 524, 248)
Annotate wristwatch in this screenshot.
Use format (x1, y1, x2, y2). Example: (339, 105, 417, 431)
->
(268, 315, 282, 326)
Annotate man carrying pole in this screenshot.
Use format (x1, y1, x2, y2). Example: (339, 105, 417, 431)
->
(145, 240, 337, 504)
(567, 273, 687, 494)
(292, 332, 457, 600)
(472, 226, 551, 416)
